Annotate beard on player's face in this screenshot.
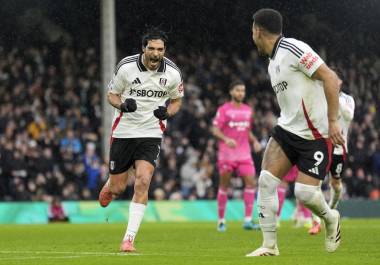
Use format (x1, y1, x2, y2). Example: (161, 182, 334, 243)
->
(232, 95, 244, 103)
(253, 39, 265, 56)
(256, 45, 265, 56)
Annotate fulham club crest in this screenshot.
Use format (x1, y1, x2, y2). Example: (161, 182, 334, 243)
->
(159, 78, 167, 86)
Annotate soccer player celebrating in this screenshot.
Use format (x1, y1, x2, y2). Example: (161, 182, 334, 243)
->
(98, 28, 184, 252)
(212, 80, 261, 231)
(246, 9, 344, 256)
(309, 72, 355, 235)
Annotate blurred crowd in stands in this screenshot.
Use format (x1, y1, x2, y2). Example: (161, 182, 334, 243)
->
(0, 42, 379, 202)
(0, 46, 105, 201)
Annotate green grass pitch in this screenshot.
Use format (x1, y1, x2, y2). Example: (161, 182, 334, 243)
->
(0, 219, 379, 265)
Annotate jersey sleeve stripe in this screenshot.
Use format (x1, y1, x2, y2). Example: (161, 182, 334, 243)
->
(281, 40, 304, 54)
(166, 62, 181, 73)
(164, 59, 181, 72)
(279, 45, 302, 58)
(115, 57, 138, 74)
(116, 58, 137, 68)
(164, 58, 183, 79)
(279, 42, 303, 56)
(279, 43, 303, 57)
(116, 55, 139, 67)
(164, 57, 179, 67)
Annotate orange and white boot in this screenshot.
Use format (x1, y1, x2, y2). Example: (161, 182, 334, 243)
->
(120, 235, 136, 252)
(98, 180, 113, 207)
(308, 220, 322, 235)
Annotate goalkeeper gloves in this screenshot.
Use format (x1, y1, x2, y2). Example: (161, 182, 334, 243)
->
(120, 98, 137, 112)
(153, 106, 169, 120)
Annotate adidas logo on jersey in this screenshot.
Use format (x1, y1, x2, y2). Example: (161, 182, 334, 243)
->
(132, 77, 141, 85)
(308, 166, 319, 175)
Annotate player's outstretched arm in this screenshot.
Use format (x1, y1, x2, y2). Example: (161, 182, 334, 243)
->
(312, 64, 344, 146)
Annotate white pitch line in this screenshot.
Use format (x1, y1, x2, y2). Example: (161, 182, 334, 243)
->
(0, 250, 217, 258)
(0, 250, 124, 255)
(0, 250, 142, 256)
(0, 256, 86, 261)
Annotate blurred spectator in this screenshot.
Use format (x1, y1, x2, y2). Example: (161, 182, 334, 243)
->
(193, 153, 214, 199)
(60, 129, 82, 155)
(372, 144, 380, 177)
(82, 142, 101, 198)
(48, 197, 69, 222)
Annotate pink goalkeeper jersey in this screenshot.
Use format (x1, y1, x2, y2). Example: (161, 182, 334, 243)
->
(213, 102, 253, 161)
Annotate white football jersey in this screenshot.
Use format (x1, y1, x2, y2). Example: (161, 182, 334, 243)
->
(268, 37, 327, 140)
(108, 54, 184, 138)
(334, 92, 355, 155)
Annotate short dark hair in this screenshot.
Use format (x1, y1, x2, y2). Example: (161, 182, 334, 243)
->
(252, 8, 283, 34)
(142, 27, 168, 48)
(229, 80, 245, 91)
